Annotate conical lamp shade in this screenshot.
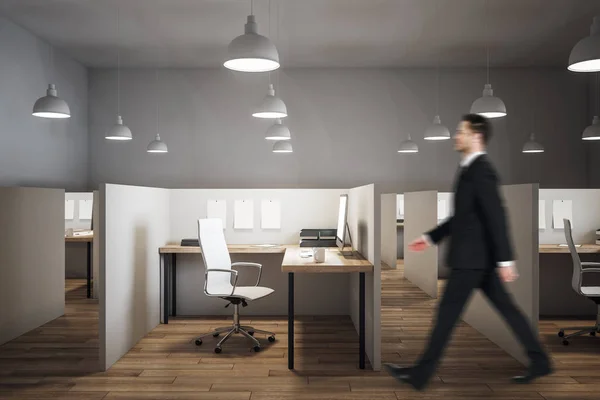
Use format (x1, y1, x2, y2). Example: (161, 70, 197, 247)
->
(568, 16, 600, 73)
(424, 115, 450, 140)
(105, 115, 132, 140)
(582, 116, 600, 140)
(224, 15, 280, 72)
(32, 84, 70, 119)
(522, 134, 544, 153)
(265, 119, 291, 140)
(147, 134, 168, 153)
(398, 137, 418, 153)
(272, 141, 293, 153)
(470, 83, 506, 118)
(253, 84, 287, 118)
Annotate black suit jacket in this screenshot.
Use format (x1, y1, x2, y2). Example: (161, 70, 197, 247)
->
(427, 154, 513, 270)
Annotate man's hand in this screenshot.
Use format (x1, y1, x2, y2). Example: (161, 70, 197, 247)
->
(498, 263, 519, 283)
(408, 237, 430, 252)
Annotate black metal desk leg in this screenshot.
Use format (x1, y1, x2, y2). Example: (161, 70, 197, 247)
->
(359, 272, 365, 369)
(288, 272, 294, 370)
(172, 254, 177, 317)
(86, 242, 92, 299)
(163, 254, 169, 324)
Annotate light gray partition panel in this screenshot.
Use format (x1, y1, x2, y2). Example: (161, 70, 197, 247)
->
(404, 191, 438, 298)
(65, 192, 94, 278)
(348, 184, 381, 371)
(170, 189, 349, 316)
(462, 184, 538, 365)
(381, 193, 397, 269)
(437, 193, 454, 279)
(539, 189, 600, 244)
(92, 190, 99, 300)
(100, 184, 170, 370)
(0, 187, 65, 345)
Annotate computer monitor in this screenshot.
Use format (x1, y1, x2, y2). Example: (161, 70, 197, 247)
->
(336, 194, 353, 254)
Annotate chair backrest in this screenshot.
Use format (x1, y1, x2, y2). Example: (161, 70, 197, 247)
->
(197, 218, 232, 295)
(563, 218, 584, 295)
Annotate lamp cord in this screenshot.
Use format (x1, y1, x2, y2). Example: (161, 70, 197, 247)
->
(117, 5, 120, 115)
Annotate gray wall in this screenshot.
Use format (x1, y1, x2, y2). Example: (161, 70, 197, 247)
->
(89, 67, 590, 191)
(0, 18, 88, 191)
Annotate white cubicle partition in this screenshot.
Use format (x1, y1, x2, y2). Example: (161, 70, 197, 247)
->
(404, 190, 439, 298)
(437, 192, 453, 279)
(92, 190, 100, 299)
(462, 183, 539, 365)
(0, 187, 65, 345)
(348, 183, 382, 371)
(381, 193, 397, 269)
(99, 183, 170, 370)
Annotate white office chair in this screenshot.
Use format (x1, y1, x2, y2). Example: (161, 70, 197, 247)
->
(194, 218, 276, 353)
(558, 218, 600, 345)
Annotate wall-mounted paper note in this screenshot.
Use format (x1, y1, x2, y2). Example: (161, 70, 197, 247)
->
(261, 199, 281, 229)
(79, 199, 93, 220)
(437, 199, 449, 220)
(207, 200, 227, 230)
(234, 199, 254, 229)
(538, 200, 546, 229)
(552, 200, 573, 229)
(65, 200, 75, 220)
(396, 194, 404, 219)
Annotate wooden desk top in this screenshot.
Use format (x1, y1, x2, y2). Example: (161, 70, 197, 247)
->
(65, 234, 93, 243)
(281, 247, 374, 273)
(159, 244, 286, 254)
(539, 244, 600, 254)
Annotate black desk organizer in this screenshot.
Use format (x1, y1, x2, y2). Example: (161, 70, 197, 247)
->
(299, 228, 337, 247)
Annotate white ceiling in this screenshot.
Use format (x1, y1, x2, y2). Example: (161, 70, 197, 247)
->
(1, 0, 600, 68)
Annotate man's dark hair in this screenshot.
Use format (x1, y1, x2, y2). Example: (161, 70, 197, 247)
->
(462, 114, 492, 144)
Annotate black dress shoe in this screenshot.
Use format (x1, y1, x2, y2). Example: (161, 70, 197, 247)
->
(511, 364, 553, 384)
(382, 363, 426, 391)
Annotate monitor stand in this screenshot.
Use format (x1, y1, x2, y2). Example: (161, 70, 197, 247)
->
(339, 222, 356, 258)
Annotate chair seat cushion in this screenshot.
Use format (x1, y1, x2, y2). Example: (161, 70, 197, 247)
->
(218, 286, 274, 301)
(582, 286, 600, 296)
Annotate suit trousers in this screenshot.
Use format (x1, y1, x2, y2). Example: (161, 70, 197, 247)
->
(411, 267, 548, 383)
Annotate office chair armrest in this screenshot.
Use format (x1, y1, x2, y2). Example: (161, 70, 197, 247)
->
(205, 269, 239, 297)
(231, 262, 263, 286)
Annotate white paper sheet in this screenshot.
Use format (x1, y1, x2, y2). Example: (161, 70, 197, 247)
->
(538, 200, 546, 229)
(234, 199, 254, 229)
(65, 200, 74, 220)
(79, 199, 93, 220)
(396, 194, 404, 219)
(207, 200, 227, 230)
(552, 200, 573, 229)
(437, 199, 449, 220)
(261, 199, 281, 229)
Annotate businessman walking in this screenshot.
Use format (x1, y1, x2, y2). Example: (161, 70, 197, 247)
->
(384, 114, 551, 390)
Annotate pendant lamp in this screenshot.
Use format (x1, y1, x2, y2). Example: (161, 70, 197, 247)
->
(224, 0, 279, 72)
(272, 140, 292, 153)
(522, 133, 544, 153)
(33, 84, 71, 119)
(147, 69, 168, 153)
(398, 134, 418, 153)
(253, 83, 287, 118)
(106, 6, 132, 140)
(568, 16, 600, 73)
(265, 119, 291, 140)
(583, 74, 600, 140)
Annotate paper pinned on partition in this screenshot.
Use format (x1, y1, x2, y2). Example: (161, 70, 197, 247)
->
(552, 200, 573, 229)
(261, 199, 281, 229)
(396, 194, 404, 219)
(437, 199, 449, 220)
(538, 200, 546, 229)
(79, 199, 93, 220)
(234, 199, 254, 229)
(207, 199, 227, 230)
(65, 200, 75, 220)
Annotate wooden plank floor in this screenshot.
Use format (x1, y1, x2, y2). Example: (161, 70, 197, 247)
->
(1, 266, 599, 399)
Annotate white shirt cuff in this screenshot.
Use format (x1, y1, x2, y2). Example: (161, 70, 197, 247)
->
(497, 261, 513, 267)
(422, 235, 433, 246)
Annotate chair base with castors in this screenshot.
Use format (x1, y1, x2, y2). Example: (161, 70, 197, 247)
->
(193, 298, 276, 353)
(557, 303, 600, 345)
